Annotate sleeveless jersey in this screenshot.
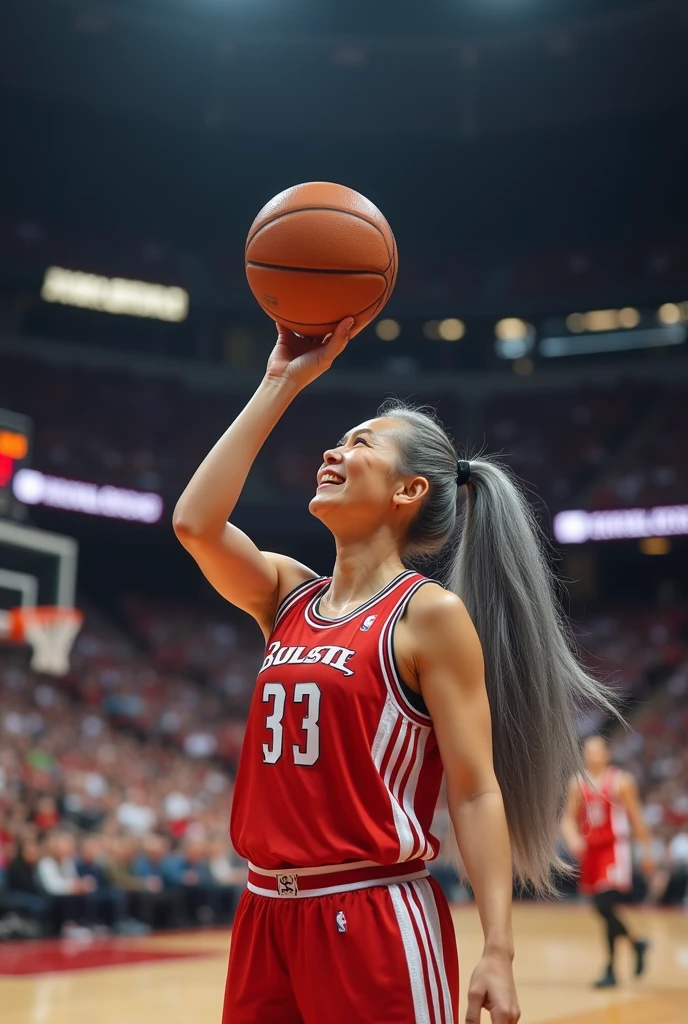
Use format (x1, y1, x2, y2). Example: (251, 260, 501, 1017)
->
(230, 570, 444, 870)
(577, 767, 630, 848)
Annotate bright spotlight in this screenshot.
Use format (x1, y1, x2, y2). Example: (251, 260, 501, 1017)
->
(375, 318, 401, 341)
(494, 318, 535, 359)
(438, 318, 465, 342)
(658, 303, 681, 325)
(618, 307, 640, 329)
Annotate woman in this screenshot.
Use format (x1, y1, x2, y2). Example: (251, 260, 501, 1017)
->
(561, 735, 652, 988)
(174, 318, 615, 1024)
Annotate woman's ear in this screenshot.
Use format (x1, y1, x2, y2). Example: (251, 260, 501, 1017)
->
(393, 475, 430, 509)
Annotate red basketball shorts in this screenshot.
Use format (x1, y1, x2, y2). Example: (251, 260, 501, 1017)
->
(579, 839, 633, 895)
(222, 860, 459, 1024)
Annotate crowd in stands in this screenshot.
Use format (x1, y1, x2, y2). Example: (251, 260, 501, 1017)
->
(0, 608, 255, 939)
(484, 382, 659, 511)
(3, 217, 688, 313)
(2, 354, 686, 515)
(591, 388, 688, 509)
(1, 593, 687, 941)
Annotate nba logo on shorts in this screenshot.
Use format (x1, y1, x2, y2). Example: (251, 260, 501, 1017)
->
(336, 911, 347, 933)
(360, 615, 377, 631)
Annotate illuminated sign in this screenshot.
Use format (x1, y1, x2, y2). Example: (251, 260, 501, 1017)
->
(13, 469, 163, 524)
(0, 409, 32, 520)
(41, 266, 189, 323)
(553, 505, 688, 544)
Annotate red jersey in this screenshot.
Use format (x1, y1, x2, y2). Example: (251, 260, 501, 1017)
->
(230, 570, 445, 870)
(577, 767, 630, 849)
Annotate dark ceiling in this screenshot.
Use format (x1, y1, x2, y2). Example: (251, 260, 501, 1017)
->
(1, 0, 687, 253)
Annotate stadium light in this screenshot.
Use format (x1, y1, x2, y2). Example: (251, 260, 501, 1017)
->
(41, 267, 189, 323)
(565, 308, 641, 333)
(657, 302, 688, 325)
(639, 537, 671, 556)
(375, 318, 401, 341)
(494, 318, 534, 359)
(438, 318, 466, 341)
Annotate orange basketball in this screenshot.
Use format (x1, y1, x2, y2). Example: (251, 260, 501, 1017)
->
(245, 182, 398, 337)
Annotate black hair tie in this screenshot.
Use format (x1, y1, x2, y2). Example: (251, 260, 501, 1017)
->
(456, 460, 471, 487)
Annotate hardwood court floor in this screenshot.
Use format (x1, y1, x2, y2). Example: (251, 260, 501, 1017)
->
(1, 903, 686, 1023)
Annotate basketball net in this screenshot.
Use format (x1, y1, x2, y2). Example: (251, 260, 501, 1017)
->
(5, 606, 84, 676)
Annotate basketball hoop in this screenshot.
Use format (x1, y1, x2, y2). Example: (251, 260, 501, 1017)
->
(6, 606, 84, 676)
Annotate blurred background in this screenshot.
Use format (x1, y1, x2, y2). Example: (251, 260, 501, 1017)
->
(1, 0, 687, 949)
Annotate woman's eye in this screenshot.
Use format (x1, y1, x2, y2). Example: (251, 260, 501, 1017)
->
(354, 437, 369, 446)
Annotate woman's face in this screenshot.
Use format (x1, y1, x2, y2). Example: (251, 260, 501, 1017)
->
(309, 416, 425, 539)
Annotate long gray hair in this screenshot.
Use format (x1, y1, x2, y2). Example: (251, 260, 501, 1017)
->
(379, 399, 618, 895)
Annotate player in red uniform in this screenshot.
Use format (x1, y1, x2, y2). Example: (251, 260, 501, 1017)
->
(562, 736, 654, 988)
(174, 317, 616, 1023)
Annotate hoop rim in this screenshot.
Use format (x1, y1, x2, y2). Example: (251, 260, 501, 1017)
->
(7, 605, 84, 643)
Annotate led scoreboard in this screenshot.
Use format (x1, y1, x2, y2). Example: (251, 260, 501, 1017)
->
(0, 408, 33, 521)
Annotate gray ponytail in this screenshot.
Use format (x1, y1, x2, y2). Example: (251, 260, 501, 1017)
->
(379, 399, 619, 895)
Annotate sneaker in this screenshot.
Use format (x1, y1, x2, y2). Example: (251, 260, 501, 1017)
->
(593, 967, 616, 989)
(634, 939, 649, 977)
(61, 923, 95, 942)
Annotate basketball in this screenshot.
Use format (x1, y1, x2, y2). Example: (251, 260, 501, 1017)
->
(245, 182, 398, 337)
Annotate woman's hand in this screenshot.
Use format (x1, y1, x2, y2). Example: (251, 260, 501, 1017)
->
(264, 317, 354, 392)
(466, 953, 520, 1024)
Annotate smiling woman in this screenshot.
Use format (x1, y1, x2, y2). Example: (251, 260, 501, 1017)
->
(172, 317, 617, 1024)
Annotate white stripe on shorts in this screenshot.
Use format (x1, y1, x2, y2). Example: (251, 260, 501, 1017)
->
(409, 878, 454, 1023)
(390, 879, 454, 1024)
(389, 882, 432, 1024)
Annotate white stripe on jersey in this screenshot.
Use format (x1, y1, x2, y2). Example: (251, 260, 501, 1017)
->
(380, 577, 433, 724)
(372, 579, 436, 861)
(372, 695, 432, 861)
(402, 728, 434, 860)
(372, 697, 418, 860)
(272, 577, 328, 630)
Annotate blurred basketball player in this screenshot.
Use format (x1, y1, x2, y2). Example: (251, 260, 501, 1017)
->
(562, 736, 654, 988)
(174, 318, 617, 1024)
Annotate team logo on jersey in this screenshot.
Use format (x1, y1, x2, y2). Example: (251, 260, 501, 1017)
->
(260, 641, 356, 677)
(277, 874, 299, 897)
(336, 910, 347, 933)
(360, 615, 377, 631)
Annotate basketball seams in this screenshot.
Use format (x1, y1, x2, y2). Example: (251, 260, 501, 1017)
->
(246, 206, 393, 265)
(252, 269, 390, 328)
(246, 188, 397, 334)
(247, 261, 389, 279)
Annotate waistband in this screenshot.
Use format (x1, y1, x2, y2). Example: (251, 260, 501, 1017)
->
(247, 859, 429, 899)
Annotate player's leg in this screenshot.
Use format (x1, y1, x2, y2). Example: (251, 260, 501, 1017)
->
(222, 890, 303, 1024)
(291, 876, 459, 1024)
(591, 888, 648, 987)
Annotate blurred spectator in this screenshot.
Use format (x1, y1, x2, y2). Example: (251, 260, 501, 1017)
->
(161, 836, 237, 924)
(2, 838, 51, 929)
(117, 788, 157, 837)
(106, 835, 179, 930)
(76, 834, 127, 930)
(36, 832, 97, 935)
